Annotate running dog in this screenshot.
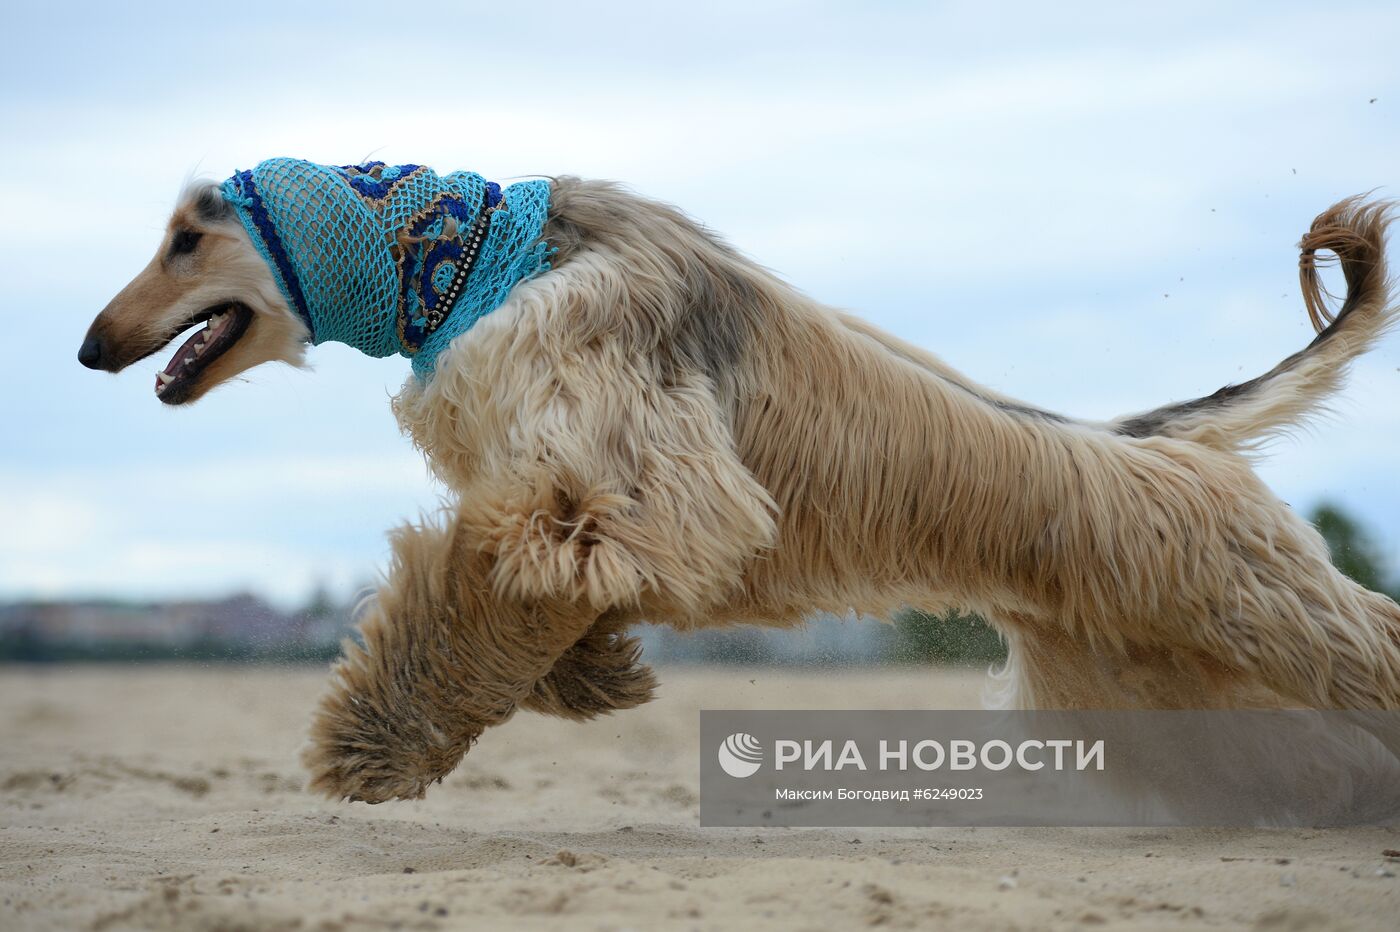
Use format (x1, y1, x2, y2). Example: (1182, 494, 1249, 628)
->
(80, 159, 1400, 802)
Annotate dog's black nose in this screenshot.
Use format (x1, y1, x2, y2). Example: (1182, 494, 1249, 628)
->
(78, 335, 104, 370)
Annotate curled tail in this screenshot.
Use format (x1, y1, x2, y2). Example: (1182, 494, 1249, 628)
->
(1113, 196, 1394, 452)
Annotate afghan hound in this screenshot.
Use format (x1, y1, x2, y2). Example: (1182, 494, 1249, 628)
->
(79, 160, 1400, 803)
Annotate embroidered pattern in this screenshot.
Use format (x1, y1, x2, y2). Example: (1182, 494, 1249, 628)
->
(220, 159, 551, 377)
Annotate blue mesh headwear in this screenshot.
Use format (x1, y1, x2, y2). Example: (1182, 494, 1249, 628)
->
(220, 159, 551, 379)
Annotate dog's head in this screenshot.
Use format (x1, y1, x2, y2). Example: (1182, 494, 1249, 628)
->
(78, 183, 309, 405)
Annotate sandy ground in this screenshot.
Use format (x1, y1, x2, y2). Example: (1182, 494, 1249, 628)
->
(2, 666, 1399, 931)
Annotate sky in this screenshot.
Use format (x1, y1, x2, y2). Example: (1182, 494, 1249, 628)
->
(2, 1, 1398, 607)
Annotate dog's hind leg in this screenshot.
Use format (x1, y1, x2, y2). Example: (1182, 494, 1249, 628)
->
(303, 506, 605, 803)
(996, 624, 1400, 823)
(520, 612, 659, 720)
(1175, 541, 1400, 712)
(989, 623, 1277, 710)
(1035, 445, 1400, 712)
(1048, 532, 1400, 713)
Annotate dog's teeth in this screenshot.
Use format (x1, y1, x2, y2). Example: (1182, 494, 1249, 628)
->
(158, 372, 173, 386)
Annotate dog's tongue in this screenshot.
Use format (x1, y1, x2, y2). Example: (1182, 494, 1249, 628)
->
(155, 311, 229, 392)
(162, 332, 204, 377)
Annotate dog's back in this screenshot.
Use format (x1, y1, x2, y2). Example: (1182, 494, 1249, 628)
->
(528, 182, 1400, 714)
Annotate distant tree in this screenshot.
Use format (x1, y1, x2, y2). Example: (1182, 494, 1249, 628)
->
(1310, 502, 1392, 595)
(302, 583, 337, 621)
(885, 610, 1007, 666)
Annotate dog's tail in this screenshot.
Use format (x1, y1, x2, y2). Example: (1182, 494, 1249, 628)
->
(1112, 196, 1394, 453)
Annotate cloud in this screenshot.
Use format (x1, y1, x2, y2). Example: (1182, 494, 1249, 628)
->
(0, 454, 438, 604)
(3, 1, 1398, 600)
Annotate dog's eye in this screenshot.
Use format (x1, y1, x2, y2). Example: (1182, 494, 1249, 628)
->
(170, 230, 202, 256)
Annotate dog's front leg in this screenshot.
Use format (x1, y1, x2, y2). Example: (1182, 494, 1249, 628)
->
(303, 506, 601, 803)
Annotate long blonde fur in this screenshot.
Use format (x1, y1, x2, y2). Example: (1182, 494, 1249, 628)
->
(335, 183, 1400, 799)
(87, 176, 1400, 802)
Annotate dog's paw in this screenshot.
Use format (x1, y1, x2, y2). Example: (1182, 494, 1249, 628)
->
(301, 636, 482, 804)
(302, 678, 474, 804)
(524, 627, 658, 720)
(302, 740, 460, 805)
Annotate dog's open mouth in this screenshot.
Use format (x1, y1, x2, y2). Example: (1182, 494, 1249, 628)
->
(154, 303, 253, 405)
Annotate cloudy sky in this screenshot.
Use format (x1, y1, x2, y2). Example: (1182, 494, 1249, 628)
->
(2, 1, 1398, 606)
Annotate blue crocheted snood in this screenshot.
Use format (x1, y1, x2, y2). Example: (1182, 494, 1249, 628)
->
(220, 159, 552, 379)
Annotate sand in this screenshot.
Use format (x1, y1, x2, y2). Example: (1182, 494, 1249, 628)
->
(3, 665, 1399, 931)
